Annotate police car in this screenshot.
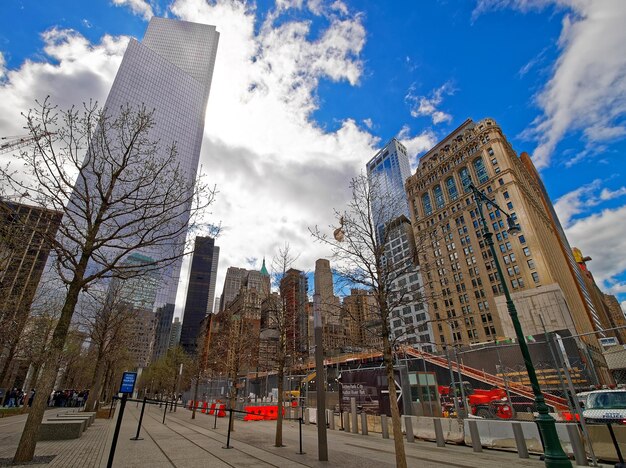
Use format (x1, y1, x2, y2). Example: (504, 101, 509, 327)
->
(579, 389, 626, 424)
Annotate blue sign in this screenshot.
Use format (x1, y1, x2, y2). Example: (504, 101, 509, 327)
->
(119, 372, 137, 394)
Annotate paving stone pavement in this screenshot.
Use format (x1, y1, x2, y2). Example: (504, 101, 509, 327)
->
(0, 404, 605, 467)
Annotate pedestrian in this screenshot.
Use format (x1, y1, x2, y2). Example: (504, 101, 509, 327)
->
(6, 388, 17, 408)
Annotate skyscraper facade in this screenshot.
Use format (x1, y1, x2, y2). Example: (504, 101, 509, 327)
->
(366, 138, 412, 241)
(280, 268, 309, 358)
(180, 236, 219, 355)
(0, 200, 62, 387)
(313, 259, 345, 354)
(366, 138, 428, 347)
(97, 17, 219, 309)
(405, 118, 605, 377)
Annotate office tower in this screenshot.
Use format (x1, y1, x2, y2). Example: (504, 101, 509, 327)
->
(219, 263, 270, 312)
(405, 118, 606, 378)
(127, 309, 157, 368)
(105, 253, 160, 369)
(384, 216, 433, 350)
(366, 138, 412, 242)
(64, 17, 219, 312)
(169, 317, 182, 349)
(573, 247, 626, 344)
(366, 139, 428, 348)
(313, 259, 345, 354)
(342, 289, 380, 350)
(0, 200, 62, 386)
(180, 237, 219, 355)
(219, 267, 248, 312)
(152, 303, 175, 360)
(280, 268, 309, 358)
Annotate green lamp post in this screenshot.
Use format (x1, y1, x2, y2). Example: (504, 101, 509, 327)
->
(469, 183, 571, 467)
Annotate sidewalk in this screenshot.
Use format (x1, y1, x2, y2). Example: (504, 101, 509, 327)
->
(0, 404, 598, 467)
(109, 404, 548, 467)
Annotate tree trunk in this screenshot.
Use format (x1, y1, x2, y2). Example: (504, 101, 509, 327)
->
(0, 338, 19, 388)
(84, 347, 107, 412)
(382, 332, 407, 468)
(191, 377, 200, 420)
(13, 281, 82, 463)
(275, 365, 284, 447)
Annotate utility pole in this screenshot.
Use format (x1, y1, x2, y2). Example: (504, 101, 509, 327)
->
(314, 308, 328, 461)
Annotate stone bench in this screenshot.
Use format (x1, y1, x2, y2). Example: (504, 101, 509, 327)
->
(47, 417, 90, 431)
(57, 412, 95, 425)
(37, 420, 84, 440)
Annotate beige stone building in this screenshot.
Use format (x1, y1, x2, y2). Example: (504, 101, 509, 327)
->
(405, 118, 602, 358)
(342, 289, 381, 350)
(313, 258, 346, 354)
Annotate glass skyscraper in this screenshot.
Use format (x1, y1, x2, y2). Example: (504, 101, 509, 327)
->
(366, 138, 412, 241)
(103, 17, 219, 307)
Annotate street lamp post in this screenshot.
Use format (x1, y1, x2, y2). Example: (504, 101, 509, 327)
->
(469, 183, 570, 467)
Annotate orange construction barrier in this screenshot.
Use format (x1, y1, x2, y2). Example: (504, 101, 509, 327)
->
(208, 403, 216, 415)
(188, 400, 194, 410)
(217, 404, 226, 417)
(201, 401, 208, 413)
(243, 406, 264, 421)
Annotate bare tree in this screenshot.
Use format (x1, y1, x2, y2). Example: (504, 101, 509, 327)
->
(265, 243, 299, 448)
(78, 279, 137, 412)
(1, 98, 216, 463)
(310, 174, 436, 468)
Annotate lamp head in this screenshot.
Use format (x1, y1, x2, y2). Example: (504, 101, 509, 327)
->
(506, 217, 521, 236)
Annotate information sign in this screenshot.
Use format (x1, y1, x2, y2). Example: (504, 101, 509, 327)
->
(119, 371, 137, 394)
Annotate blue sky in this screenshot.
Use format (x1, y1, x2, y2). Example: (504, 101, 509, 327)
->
(1, 0, 625, 311)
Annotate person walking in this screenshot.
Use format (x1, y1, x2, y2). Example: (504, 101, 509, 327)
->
(6, 388, 17, 408)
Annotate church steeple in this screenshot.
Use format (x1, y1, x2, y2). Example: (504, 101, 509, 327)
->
(260, 257, 269, 276)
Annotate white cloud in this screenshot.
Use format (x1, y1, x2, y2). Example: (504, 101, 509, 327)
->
(112, 0, 154, 20)
(554, 179, 626, 226)
(565, 204, 626, 288)
(622, 301, 626, 315)
(405, 82, 454, 125)
(0, 52, 6, 80)
(555, 182, 626, 292)
(397, 125, 437, 171)
(477, 0, 626, 168)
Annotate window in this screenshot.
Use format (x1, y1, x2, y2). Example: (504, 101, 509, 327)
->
(511, 279, 519, 289)
(459, 167, 472, 192)
(503, 191, 510, 200)
(433, 185, 445, 209)
(518, 235, 526, 244)
(506, 202, 513, 210)
(498, 178, 504, 186)
(523, 247, 531, 257)
(527, 259, 535, 269)
(473, 157, 489, 184)
(422, 192, 432, 216)
(446, 177, 458, 201)
(532, 272, 540, 283)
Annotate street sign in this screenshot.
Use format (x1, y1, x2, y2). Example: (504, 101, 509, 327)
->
(119, 372, 137, 394)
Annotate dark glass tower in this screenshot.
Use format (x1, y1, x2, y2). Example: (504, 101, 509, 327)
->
(180, 236, 219, 355)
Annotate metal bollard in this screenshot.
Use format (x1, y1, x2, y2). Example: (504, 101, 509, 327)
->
(467, 420, 482, 452)
(297, 417, 306, 454)
(223, 409, 233, 449)
(130, 397, 147, 441)
(304, 407, 310, 425)
(361, 412, 368, 436)
(328, 410, 335, 430)
(343, 411, 350, 433)
(512, 422, 529, 459)
(381, 414, 389, 439)
(404, 416, 415, 443)
(433, 418, 445, 447)
(351, 398, 358, 434)
(566, 424, 587, 466)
